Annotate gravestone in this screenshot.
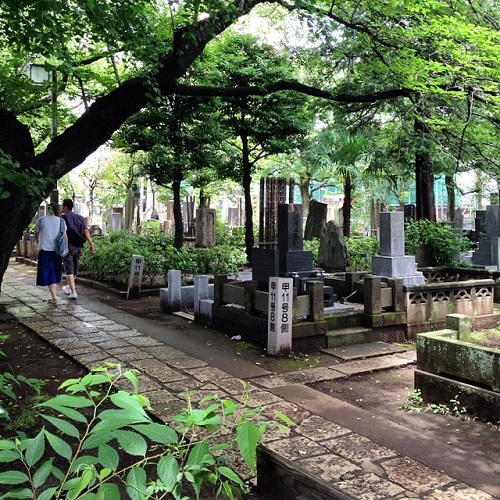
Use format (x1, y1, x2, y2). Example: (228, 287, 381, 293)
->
(318, 220, 347, 271)
(472, 205, 500, 269)
(371, 211, 424, 285)
(195, 208, 216, 247)
(452, 207, 464, 230)
(404, 204, 416, 221)
(304, 200, 327, 240)
(253, 204, 313, 289)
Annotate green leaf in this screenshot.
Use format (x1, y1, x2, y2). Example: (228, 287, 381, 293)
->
(44, 404, 88, 423)
(70, 455, 99, 473)
(39, 394, 93, 409)
(98, 443, 119, 470)
(0, 470, 30, 485)
(0, 439, 16, 450)
(95, 482, 120, 499)
(38, 487, 58, 500)
(217, 466, 246, 487)
(80, 373, 112, 387)
(274, 411, 296, 427)
(41, 415, 80, 438)
(157, 455, 179, 493)
(0, 487, 32, 498)
(129, 423, 178, 445)
(81, 432, 112, 451)
(26, 429, 45, 467)
(109, 391, 149, 414)
(44, 430, 73, 461)
(0, 449, 21, 463)
(71, 468, 94, 498)
(123, 370, 139, 393)
(32, 458, 54, 489)
(126, 466, 147, 500)
(236, 421, 258, 472)
(186, 442, 212, 467)
(113, 430, 147, 456)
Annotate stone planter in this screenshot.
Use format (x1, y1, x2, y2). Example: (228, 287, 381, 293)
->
(415, 314, 500, 422)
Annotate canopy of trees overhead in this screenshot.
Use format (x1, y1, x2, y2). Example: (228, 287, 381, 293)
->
(0, 0, 499, 287)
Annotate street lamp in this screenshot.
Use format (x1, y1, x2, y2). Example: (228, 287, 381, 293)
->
(28, 63, 58, 204)
(28, 64, 57, 139)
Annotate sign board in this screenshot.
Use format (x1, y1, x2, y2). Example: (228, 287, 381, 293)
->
(127, 254, 144, 299)
(267, 277, 293, 356)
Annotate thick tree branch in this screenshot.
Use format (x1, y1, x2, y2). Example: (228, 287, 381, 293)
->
(174, 81, 417, 102)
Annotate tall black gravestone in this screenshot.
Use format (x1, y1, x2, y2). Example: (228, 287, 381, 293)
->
(253, 203, 314, 290)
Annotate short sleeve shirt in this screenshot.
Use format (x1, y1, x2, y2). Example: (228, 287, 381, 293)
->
(35, 216, 66, 251)
(63, 211, 88, 251)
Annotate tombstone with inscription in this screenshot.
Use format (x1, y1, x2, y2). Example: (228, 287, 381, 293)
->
(253, 204, 313, 289)
(318, 220, 347, 271)
(472, 205, 500, 269)
(372, 211, 424, 285)
(195, 208, 216, 247)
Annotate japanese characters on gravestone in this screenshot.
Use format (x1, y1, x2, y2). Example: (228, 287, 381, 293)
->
(267, 277, 293, 356)
(127, 254, 144, 299)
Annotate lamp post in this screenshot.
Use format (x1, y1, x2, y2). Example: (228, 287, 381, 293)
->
(28, 64, 58, 204)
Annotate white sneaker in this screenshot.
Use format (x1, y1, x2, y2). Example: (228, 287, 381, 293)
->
(68, 292, 78, 300)
(63, 285, 71, 295)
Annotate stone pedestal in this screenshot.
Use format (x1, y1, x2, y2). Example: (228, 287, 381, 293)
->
(371, 211, 424, 285)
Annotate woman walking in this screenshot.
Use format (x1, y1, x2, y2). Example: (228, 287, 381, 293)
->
(35, 202, 67, 304)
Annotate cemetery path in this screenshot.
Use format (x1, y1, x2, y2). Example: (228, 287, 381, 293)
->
(2, 260, 500, 499)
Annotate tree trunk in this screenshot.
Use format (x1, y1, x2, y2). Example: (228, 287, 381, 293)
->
(172, 171, 184, 250)
(414, 118, 436, 221)
(445, 174, 455, 222)
(299, 178, 311, 219)
(241, 133, 253, 265)
(342, 174, 353, 237)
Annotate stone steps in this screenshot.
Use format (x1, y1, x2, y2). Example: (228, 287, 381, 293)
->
(322, 340, 408, 361)
(324, 326, 373, 348)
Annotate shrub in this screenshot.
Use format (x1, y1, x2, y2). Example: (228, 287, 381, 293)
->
(345, 236, 379, 271)
(79, 233, 248, 287)
(0, 364, 293, 499)
(303, 238, 320, 268)
(405, 219, 472, 266)
(215, 222, 245, 248)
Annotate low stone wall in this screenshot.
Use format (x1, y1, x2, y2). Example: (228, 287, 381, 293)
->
(415, 314, 500, 422)
(405, 279, 495, 337)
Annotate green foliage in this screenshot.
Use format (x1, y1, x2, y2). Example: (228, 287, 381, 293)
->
(0, 333, 44, 421)
(303, 238, 320, 268)
(400, 390, 472, 420)
(0, 364, 291, 499)
(79, 232, 247, 286)
(404, 219, 472, 266)
(141, 220, 161, 236)
(215, 222, 245, 248)
(345, 236, 379, 271)
(0, 150, 48, 203)
(399, 389, 425, 413)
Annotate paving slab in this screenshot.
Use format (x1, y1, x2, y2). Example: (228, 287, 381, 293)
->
(323, 341, 407, 361)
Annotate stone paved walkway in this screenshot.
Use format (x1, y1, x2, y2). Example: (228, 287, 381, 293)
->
(1, 263, 498, 499)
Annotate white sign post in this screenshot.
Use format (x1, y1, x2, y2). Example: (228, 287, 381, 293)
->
(267, 277, 293, 356)
(127, 254, 144, 299)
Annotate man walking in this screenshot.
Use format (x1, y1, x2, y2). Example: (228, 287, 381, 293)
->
(61, 198, 95, 299)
